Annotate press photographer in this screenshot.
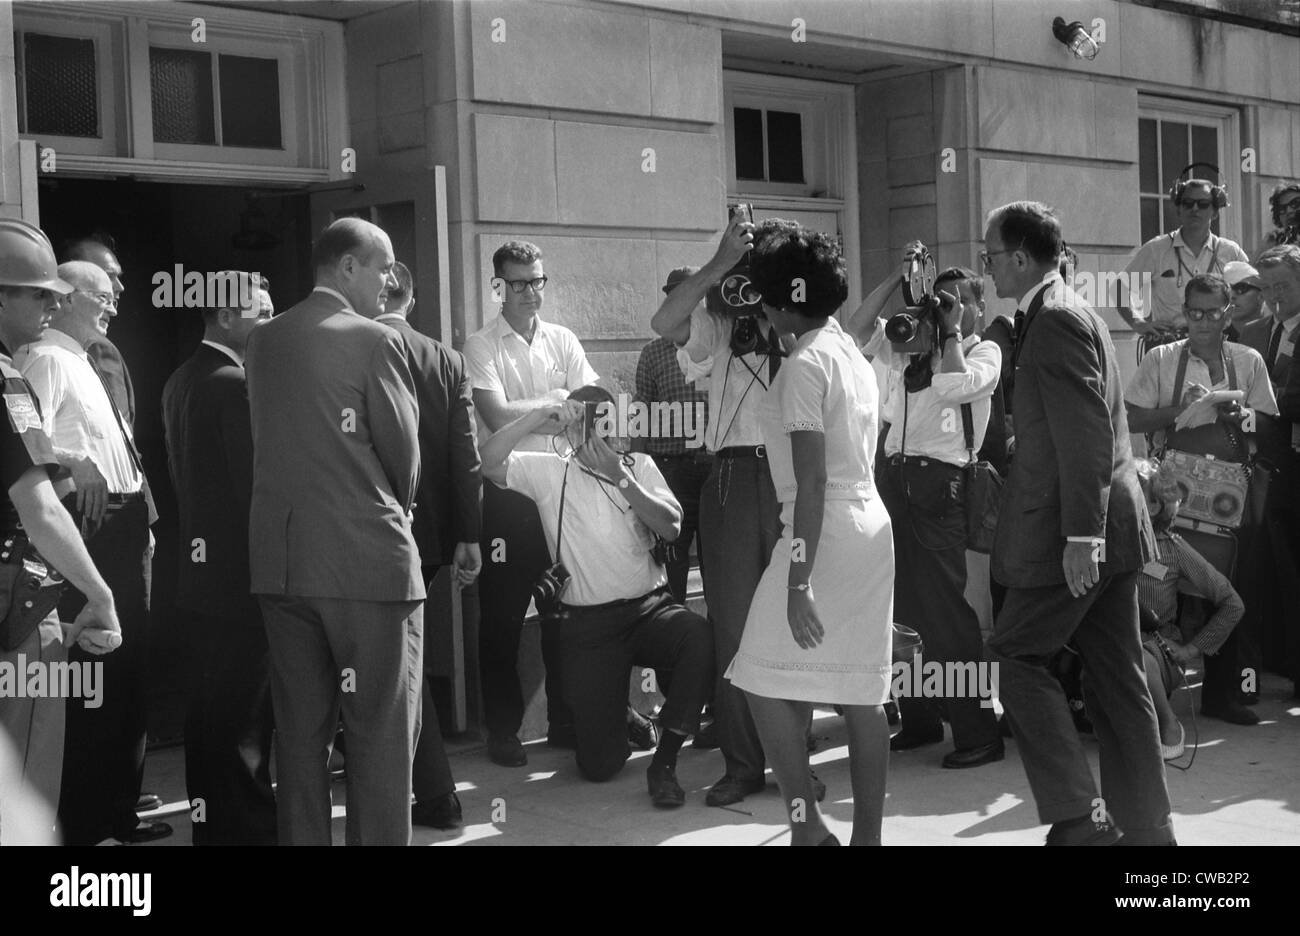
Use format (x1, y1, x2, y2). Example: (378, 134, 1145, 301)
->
(648, 210, 803, 808)
(477, 387, 713, 807)
(850, 244, 1005, 769)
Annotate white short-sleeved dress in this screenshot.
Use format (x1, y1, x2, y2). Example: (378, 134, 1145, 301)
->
(725, 317, 895, 705)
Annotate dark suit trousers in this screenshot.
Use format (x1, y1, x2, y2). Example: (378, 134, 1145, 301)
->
(259, 595, 423, 846)
(546, 590, 713, 782)
(651, 453, 711, 604)
(57, 496, 151, 844)
(987, 571, 1174, 843)
(877, 459, 999, 750)
(412, 567, 454, 803)
(477, 483, 571, 739)
(698, 453, 781, 783)
(184, 611, 276, 845)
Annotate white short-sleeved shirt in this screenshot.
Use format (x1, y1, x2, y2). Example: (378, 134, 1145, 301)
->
(463, 315, 599, 451)
(1122, 230, 1249, 327)
(862, 320, 1002, 467)
(759, 317, 879, 504)
(1125, 339, 1279, 450)
(677, 307, 772, 451)
(502, 451, 673, 606)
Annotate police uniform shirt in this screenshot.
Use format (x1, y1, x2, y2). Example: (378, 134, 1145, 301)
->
(1122, 230, 1249, 328)
(0, 343, 59, 528)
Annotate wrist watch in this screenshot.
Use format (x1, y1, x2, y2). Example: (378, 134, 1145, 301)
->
(941, 331, 960, 345)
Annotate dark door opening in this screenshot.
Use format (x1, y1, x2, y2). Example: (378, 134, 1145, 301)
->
(37, 176, 311, 745)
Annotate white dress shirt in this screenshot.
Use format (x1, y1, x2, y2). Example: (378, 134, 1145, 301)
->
(14, 328, 143, 496)
(678, 306, 771, 451)
(463, 314, 598, 451)
(201, 339, 243, 367)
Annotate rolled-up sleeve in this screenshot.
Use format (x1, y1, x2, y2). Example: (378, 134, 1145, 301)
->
(931, 339, 1001, 404)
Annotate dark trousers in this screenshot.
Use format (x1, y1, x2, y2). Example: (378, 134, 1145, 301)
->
(545, 589, 713, 781)
(260, 594, 423, 846)
(877, 457, 999, 749)
(1253, 468, 1300, 683)
(56, 496, 150, 844)
(651, 453, 711, 604)
(477, 483, 571, 739)
(698, 453, 781, 783)
(987, 571, 1174, 843)
(184, 611, 276, 845)
(413, 566, 454, 803)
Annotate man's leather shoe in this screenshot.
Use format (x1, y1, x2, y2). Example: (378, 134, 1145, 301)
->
(646, 764, 686, 808)
(1045, 815, 1120, 846)
(136, 793, 162, 812)
(889, 725, 944, 751)
(628, 709, 658, 751)
(705, 774, 765, 807)
(412, 792, 462, 829)
(487, 734, 528, 766)
(1201, 701, 1260, 725)
(942, 740, 1005, 769)
(546, 725, 577, 749)
(121, 820, 173, 844)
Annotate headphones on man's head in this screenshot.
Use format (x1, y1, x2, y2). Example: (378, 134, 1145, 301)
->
(1169, 162, 1229, 209)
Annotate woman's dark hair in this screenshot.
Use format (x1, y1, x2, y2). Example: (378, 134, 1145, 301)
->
(1269, 182, 1300, 228)
(988, 201, 1063, 266)
(747, 219, 848, 318)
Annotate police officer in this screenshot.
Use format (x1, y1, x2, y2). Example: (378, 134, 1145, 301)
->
(0, 218, 121, 843)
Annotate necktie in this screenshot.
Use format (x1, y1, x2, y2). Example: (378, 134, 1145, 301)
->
(87, 356, 144, 477)
(1265, 321, 1283, 373)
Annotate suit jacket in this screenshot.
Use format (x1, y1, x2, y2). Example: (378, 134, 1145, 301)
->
(245, 290, 424, 601)
(992, 280, 1155, 589)
(376, 315, 482, 568)
(83, 333, 157, 525)
(162, 343, 260, 622)
(1238, 315, 1296, 390)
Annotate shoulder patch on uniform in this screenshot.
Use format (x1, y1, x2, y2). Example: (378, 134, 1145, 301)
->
(4, 392, 41, 432)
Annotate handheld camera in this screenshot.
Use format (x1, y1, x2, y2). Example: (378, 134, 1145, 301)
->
(884, 240, 949, 355)
(717, 203, 783, 361)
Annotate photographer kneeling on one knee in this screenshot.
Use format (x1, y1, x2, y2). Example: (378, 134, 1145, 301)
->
(479, 386, 715, 806)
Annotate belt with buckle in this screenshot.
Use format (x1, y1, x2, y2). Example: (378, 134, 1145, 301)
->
(885, 453, 962, 470)
(106, 491, 145, 505)
(715, 445, 766, 459)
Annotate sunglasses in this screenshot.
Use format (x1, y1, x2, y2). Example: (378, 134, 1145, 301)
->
(1182, 305, 1229, 322)
(1179, 199, 1214, 210)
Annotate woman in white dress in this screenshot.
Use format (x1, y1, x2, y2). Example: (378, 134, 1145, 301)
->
(725, 221, 894, 845)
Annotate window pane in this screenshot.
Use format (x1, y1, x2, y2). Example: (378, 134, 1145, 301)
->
(1138, 118, 1158, 193)
(1140, 197, 1160, 244)
(23, 33, 98, 137)
(150, 47, 215, 144)
(1190, 125, 1218, 179)
(1160, 120, 1189, 193)
(1162, 199, 1179, 235)
(734, 107, 764, 181)
(219, 54, 281, 149)
(766, 110, 804, 184)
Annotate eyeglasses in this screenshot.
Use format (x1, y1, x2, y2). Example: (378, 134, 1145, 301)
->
(497, 276, 548, 295)
(978, 242, 1025, 269)
(1182, 305, 1229, 322)
(74, 290, 116, 308)
(1229, 283, 1259, 295)
(1179, 199, 1214, 211)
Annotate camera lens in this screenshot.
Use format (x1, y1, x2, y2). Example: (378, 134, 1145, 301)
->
(884, 312, 920, 344)
(722, 273, 761, 308)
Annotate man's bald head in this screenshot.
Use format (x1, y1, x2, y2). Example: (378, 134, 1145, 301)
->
(58, 260, 112, 295)
(311, 218, 396, 318)
(62, 238, 124, 299)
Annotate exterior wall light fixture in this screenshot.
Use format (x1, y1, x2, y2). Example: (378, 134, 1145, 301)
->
(1052, 16, 1100, 60)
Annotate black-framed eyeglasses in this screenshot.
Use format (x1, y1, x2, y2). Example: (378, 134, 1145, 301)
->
(978, 241, 1025, 269)
(1179, 199, 1214, 211)
(497, 276, 548, 294)
(1183, 305, 1229, 322)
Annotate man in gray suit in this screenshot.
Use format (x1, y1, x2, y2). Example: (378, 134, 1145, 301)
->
(982, 201, 1173, 846)
(246, 218, 423, 846)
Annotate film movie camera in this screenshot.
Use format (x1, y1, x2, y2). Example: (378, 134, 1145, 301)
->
(718, 203, 784, 361)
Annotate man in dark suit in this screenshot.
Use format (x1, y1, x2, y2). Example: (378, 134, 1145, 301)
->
(246, 218, 424, 846)
(369, 261, 481, 830)
(982, 201, 1173, 846)
(162, 273, 276, 845)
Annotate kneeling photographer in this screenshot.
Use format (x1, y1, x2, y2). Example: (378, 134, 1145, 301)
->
(858, 247, 1005, 768)
(478, 387, 714, 807)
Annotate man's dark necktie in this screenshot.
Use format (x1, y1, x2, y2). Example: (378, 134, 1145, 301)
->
(1013, 309, 1026, 347)
(1265, 321, 1283, 373)
(88, 355, 144, 476)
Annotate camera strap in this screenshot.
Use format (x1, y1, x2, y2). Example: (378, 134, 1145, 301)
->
(555, 462, 570, 567)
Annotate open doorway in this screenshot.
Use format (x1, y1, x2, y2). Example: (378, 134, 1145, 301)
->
(37, 176, 311, 744)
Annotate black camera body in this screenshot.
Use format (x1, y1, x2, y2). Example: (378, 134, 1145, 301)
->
(532, 561, 571, 616)
(884, 240, 944, 355)
(718, 203, 785, 362)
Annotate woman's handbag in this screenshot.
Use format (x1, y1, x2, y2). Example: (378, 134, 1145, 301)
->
(961, 403, 1003, 554)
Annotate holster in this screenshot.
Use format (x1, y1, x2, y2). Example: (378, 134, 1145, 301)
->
(0, 530, 67, 652)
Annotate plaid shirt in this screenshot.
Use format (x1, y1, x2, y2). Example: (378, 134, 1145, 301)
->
(1138, 531, 1242, 656)
(634, 337, 708, 457)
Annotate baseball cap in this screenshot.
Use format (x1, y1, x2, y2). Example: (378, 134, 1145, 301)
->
(1222, 261, 1261, 289)
(663, 266, 699, 294)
